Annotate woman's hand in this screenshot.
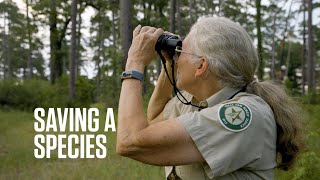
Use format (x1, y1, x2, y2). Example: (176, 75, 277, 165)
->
(126, 25, 164, 71)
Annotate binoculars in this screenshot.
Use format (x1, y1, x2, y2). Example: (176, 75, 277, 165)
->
(155, 34, 182, 57)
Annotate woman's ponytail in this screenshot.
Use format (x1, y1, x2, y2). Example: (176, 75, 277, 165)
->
(246, 81, 304, 170)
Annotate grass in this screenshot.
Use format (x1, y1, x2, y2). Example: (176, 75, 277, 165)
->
(0, 106, 164, 180)
(0, 104, 319, 179)
(275, 104, 320, 180)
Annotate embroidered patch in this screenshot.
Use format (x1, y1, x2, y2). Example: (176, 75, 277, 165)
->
(218, 103, 252, 132)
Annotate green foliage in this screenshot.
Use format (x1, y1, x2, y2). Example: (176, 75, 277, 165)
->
(0, 77, 94, 110)
(0, 1, 45, 78)
(300, 91, 320, 104)
(276, 105, 320, 179)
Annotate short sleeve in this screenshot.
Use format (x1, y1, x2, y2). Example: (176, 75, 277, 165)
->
(178, 97, 273, 178)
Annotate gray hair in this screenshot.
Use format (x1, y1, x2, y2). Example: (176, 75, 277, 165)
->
(190, 16, 258, 87)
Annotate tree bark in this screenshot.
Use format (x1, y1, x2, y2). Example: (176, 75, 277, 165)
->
(76, 2, 82, 77)
(97, 11, 106, 98)
(176, 0, 181, 34)
(279, 0, 293, 74)
(301, 0, 306, 95)
(307, 0, 315, 93)
(69, 0, 77, 100)
(256, 0, 264, 80)
(120, 0, 132, 70)
(50, 0, 58, 84)
(4, 12, 11, 78)
(50, 0, 71, 84)
(188, 0, 193, 27)
(271, 13, 276, 80)
(26, 0, 33, 78)
(2, 13, 8, 79)
(111, 5, 119, 103)
(170, 0, 176, 33)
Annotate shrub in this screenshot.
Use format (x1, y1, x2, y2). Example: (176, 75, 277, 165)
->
(0, 77, 94, 111)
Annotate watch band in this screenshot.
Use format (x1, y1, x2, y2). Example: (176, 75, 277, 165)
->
(121, 70, 144, 82)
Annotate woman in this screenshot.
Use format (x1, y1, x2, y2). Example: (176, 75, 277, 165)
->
(117, 16, 303, 179)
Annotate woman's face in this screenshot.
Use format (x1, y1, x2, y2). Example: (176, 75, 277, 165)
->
(175, 33, 199, 91)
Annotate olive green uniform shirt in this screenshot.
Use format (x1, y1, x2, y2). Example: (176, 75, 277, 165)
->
(163, 87, 277, 180)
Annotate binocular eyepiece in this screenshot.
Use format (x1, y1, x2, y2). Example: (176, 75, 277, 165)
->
(155, 34, 182, 57)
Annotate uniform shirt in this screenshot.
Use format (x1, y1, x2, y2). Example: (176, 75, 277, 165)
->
(163, 87, 277, 180)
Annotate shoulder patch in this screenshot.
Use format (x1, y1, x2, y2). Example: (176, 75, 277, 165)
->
(218, 102, 252, 132)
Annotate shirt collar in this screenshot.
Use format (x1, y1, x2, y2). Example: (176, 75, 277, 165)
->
(191, 86, 242, 108)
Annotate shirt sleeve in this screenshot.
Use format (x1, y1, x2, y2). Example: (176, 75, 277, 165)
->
(177, 97, 272, 178)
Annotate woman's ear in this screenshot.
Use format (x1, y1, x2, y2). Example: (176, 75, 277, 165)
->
(195, 57, 209, 78)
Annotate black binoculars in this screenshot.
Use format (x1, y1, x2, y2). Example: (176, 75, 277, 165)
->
(155, 34, 182, 57)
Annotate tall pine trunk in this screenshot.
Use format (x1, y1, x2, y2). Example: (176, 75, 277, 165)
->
(279, 0, 293, 79)
(76, 2, 82, 77)
(256, 0, 264, 80)
(307, 0, 315, 93)
(26, 0, 33, 78)
(176, 0, 181, 34)
(111, 6, 119, 102)
(69, 0, 77, 100)
(50, 0, 58, 84)
(301, 0, 307, 95)
(170, 0, 176, 33)
(96, 11, 106, 98)
(120, 0, 132, 70)
(188, 0, 193, 27)
(271, 13, 276, 80)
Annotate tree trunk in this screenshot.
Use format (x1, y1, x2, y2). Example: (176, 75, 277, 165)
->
(50, 0, 70, 84)
(285, 40, 292, 78)
(111, 6, 119, 103)
(188, 0, 193, 27)
(50, 0, 58, 84)
(97, 11, 106, 98)
(176, 0, 181, 34)
(307, 0, 315, 93)
(271, 13, 276, 80)
(120, 0, 132, 70)
(170, 0, 176, 33)
(76, 2, 82, 77)
(26, 0, 33, 78)
(69, 0, 77, 100)
(256, 0, 264, 80)
(218, 0, 222, 15)
(279, 0, 293, 75)
(4, 12, 11, 78)
(2, 13, 8, 79)
(301, 0, 306, 95)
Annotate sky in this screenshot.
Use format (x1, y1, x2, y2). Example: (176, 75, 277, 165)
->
(4, 0, 320, 79)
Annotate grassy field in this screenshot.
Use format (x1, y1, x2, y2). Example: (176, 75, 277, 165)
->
(0, 105, 164, 180)
(0, 104, 319, 180)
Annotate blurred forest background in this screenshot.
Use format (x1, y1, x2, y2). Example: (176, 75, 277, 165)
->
(0, 0, 319, 109)
(0, 0, 320, 179)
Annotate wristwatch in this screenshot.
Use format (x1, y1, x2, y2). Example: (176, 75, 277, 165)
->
(121, 70, 144, 82)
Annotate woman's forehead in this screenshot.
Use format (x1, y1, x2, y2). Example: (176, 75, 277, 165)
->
(182, 34, 192, 48)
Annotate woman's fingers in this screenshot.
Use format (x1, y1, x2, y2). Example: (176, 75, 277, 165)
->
(140, 26, 151, 34)
(133, 24, 142, 37)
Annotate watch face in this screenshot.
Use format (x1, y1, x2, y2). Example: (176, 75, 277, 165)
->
(122, 71, 132, 79)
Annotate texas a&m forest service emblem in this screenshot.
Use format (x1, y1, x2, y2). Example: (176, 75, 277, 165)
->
(218, 102, 252, 132)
